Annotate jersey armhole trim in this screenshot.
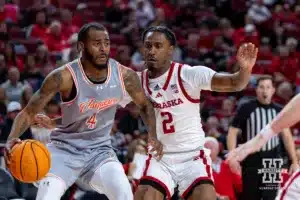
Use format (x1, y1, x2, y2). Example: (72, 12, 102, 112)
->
(177, 64, 200, 103)
(60, 64, 79, 106)
(117, 64, 126, 97)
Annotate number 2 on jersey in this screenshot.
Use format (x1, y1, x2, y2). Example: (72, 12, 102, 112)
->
(86, 113, 97, 129)
(161, 112, 175, 134)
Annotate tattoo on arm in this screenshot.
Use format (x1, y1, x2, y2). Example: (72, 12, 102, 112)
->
(8, 69, 63, 140)
(123, 68, 157, 138)
(211, 69, 251, 92)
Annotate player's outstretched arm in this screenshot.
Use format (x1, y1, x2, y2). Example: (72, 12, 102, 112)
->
(7, 67, 70, 142)
(250, 93, 300, 149)
(227, 93, 300, 172)
(211, 43, 258, 92)
(121, 66, 163, 159)
(269, 93, 300, 134)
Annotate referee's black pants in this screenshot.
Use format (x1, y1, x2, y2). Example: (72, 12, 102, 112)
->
(241, 148, 283, 200)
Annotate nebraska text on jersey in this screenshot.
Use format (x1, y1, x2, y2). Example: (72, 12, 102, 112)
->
(152, 98, 184, 109)
(79, 98, 119, 113)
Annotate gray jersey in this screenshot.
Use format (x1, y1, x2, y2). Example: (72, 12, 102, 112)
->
(51, 58, 126, 149)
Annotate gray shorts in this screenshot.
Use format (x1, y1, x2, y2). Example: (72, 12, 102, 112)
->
(45, 140, 118, 189)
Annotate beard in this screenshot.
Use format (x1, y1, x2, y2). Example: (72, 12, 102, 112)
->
(84, 47, 108, 70)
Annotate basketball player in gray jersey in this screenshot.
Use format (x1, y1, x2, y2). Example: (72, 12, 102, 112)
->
(4, 23, 163, 200)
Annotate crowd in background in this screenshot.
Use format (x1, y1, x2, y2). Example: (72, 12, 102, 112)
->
(1, 0, 300, 199)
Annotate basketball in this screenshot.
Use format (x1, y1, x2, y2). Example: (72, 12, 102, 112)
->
(8, 139, 51, 183)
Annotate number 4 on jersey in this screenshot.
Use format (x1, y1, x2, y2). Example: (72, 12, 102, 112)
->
(86, 113, 97, 129)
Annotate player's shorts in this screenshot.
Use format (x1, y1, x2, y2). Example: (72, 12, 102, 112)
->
(35, 140, 118, 190)
(140, 148, 214, 200)
(276, 169, 300, 200)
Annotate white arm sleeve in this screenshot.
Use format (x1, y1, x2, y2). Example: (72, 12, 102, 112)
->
(181, 65, 217, 91)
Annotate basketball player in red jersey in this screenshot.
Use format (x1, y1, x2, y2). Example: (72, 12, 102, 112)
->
(227, 93, 300, 200)
(133, 26, 258, 200)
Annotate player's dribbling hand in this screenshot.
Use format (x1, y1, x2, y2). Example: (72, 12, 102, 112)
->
(4, 138, 21, 167)
(33, 114, 55, 129)
(148, 137, 164, 160)
(236, 42, 258, 71)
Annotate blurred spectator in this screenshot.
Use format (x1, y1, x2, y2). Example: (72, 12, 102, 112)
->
(286, 37, 299, 58)
(131, 41, 144, 70)
(172, 46, 183, 63)
(0, 101, 32, 142)
(271, 45, 299, 83)
(200, 36, 231, 70)
(120, 10, 139, 46)
(115, 45, 132, 68)
(60, 9, 79, 40)
(183, 33, 201, 65)
(0, 22, 9, 50)
(219, 18, 235, 48)
(111, 120, 126, 149)
(21, 54, 43, 92)
(215, 98, 235, 133)
(205, 116, 222, 138)
(247, 0, 272, 25)
(20, 86, 33, 108)
(233, 24, 260, 48)
(205, 137, 242, 200)
(29, 10, 48, 40)
(35, 44, 50, 68)
(0, 53, 7, 84)
(4, 42, 24, 72)
(174, 4, 197, 29)
(1, 67, 27, 102)
(111, 120, 126, 162)
(118, 103, 146, 137)
(62, 33, 79, 63)
(44, 20, 67, 53)
(253, 37, 275, 75)
(1, 0, 20, 23)
(274, 81, 294, 106)
(72, 3, 93, 28)
(41, 63, 54, 78)
(0, 87, 7, 116)
(148, 8, 167, 27)
(133, 0, 155, 29)
(105, 0, 125, 31)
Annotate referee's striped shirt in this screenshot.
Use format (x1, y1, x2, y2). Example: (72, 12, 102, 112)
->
(231, 99, 282, 151)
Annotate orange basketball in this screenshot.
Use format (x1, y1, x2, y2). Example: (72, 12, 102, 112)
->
(8, 139, 51, 183)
